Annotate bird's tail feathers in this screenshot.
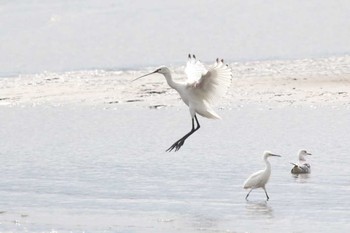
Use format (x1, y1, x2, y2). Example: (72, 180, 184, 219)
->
(198, 109, 221, 119)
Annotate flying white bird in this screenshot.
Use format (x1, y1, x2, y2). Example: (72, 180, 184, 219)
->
(243, 151, 281, 201)
(290, 149, 312, 174)
(134, 54, 232, 152)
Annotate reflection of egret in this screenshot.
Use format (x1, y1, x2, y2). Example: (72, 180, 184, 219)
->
(245, 201, 274, 217)
(290, 149, 312, 174)
(134, 54, 232, 152)
(243, 151, 281, 201)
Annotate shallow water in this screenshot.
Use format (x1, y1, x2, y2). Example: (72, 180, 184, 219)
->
(1, 105, 350, 232)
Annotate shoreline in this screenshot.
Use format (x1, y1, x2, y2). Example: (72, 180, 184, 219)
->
(1, 55, 349, 108)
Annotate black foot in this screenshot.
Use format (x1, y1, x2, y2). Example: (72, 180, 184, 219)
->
(166, 139, 185, 152)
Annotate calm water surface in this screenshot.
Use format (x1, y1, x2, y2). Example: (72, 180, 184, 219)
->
(1, 105, 350, 232)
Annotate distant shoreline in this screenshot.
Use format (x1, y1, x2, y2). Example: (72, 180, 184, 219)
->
(1, 55, 349, 108)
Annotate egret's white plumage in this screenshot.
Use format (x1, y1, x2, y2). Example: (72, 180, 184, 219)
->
(134, 54, 232, 152)
(290, 149, 312, 174)
(243, 151, 281, 201)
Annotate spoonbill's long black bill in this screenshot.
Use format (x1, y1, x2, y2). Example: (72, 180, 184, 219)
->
(132, 71, 156, 82)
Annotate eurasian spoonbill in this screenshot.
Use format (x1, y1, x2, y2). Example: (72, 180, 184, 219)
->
(134, 54, 232, 152)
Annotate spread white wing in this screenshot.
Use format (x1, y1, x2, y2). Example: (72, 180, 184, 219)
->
(185, 54, 232, 105)
(185, 54, 208, 83)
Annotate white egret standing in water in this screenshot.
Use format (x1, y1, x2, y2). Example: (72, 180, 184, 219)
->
(134, 54, 232, 152)
(290, 149, 312, 174)
(243, 151, 281, 201)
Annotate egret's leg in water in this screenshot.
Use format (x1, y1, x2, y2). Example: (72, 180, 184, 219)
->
(263, 187, 270, 201)
(245, 189, 253, 200)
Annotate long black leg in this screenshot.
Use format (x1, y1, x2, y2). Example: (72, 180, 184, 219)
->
(245, 189, 253, 200)
(166, 115, 200, 152)
(263, 188, 270, 201)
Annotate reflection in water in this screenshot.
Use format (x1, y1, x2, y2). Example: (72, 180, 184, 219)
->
(191, 215, 218, 230)
(245, 201, 274, 218)
(292, 173, 310, 183)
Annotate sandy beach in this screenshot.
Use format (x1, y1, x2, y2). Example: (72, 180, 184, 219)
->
(1, 55, 350, 108)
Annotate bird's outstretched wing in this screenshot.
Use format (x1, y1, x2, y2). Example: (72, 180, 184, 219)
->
(187, 56, 232, 105)
(185, 54, 208, 83)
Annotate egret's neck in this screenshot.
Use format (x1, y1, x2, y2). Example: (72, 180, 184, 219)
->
(299, 154, 306, 161)
(264, 157, 271, 172)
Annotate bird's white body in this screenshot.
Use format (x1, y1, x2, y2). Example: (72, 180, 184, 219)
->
(243, 151, 281, 200)
(163, 73, 220, 119)
(243, 162, 271, 190)
(158, 56, 231, 119)
(291, 150, 312, 174)
(134, 54, 232, 151)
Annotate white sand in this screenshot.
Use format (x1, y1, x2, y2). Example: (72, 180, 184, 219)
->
(1, 56, 350, 107)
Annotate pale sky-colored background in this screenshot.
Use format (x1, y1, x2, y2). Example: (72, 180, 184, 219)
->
(0, 0, 349, 75)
